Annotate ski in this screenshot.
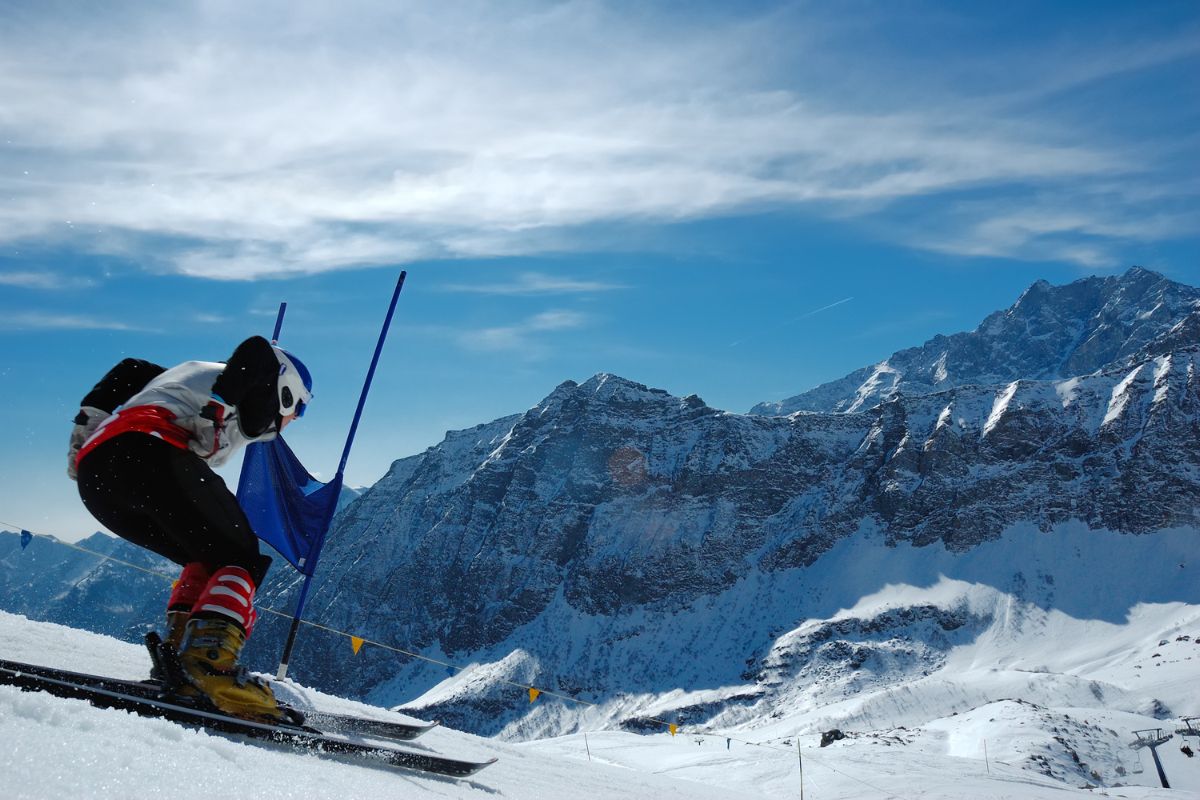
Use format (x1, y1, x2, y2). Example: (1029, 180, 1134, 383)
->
(302, 708, 440, 742)
(0, 657, 495, 779)
(22, 640, 438, 744)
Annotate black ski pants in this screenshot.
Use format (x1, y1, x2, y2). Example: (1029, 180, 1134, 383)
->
(77, 434, 271, 585)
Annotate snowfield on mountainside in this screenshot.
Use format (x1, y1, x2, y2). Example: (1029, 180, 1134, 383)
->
(2, 602, 1197, 799)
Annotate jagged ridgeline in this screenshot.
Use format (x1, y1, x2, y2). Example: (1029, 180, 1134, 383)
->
(3, 266, 1198, 752)
(751, 265, 1199, 415)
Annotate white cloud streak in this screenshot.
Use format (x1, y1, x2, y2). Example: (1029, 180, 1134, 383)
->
(0, 2, 1194, 277)
(458, 309, 590, 353)
(0, 271, 96, 290)
(439, 271, 628, 295)
(0, 312, 141, 331)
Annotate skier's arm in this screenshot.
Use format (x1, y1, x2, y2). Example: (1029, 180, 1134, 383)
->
(182, 336, 281, 465)
(68, 358, 166, 480)
(211, 336, 281, 438)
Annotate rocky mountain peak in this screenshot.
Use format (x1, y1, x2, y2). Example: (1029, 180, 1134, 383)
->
(751, 267, 1200, 416)
(578, 373, 692, 405)
(526, 373, 713, 429)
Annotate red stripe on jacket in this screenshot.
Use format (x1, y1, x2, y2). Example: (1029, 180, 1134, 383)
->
(75, 405, 191, 467)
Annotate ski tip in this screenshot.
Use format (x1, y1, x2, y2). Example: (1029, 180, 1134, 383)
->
(461, 757, 499, 777)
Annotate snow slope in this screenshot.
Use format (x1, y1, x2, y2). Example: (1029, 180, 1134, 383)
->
(3, 609, 1197, 799)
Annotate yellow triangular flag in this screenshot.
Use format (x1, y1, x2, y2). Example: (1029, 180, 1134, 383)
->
(351, 636, 365, 655)
(669, 723, 678, 737)
(529, 687, 541, 703)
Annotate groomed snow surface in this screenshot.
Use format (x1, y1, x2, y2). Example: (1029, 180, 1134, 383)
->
(2, 609, 1197, 799)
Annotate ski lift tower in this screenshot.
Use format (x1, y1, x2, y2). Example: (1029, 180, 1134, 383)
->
(1130, 728, 1173, 789)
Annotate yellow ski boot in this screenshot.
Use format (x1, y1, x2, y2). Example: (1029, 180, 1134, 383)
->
(175, 565, 281, 722)
(178, 616, 283, 722)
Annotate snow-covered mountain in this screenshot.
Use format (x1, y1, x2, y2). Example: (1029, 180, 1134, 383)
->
(243, 268, 1197, 751)
(2, 266, 1198, 795)
(750, 266, 1200, 415)
(0, 530, 173, 641)
(246, 346, 1198, 738)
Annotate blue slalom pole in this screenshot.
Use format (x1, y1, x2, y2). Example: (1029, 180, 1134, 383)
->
(270, 302, 287, 344)
(275, 272, 406, 680)
(337, 271, 406, 476)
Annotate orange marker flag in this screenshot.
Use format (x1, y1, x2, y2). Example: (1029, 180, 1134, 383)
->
(351, 636, 365, 655)
(529, 688, 541, 703)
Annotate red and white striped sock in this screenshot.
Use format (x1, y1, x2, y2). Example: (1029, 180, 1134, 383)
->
(192, 566, 257, 634)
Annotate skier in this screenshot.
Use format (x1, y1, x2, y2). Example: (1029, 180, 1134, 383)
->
(68, 335, 312, 721)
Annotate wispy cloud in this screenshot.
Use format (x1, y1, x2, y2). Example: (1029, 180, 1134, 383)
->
(190, 312, 229, 325)
(0, 312, 141, 331)
(0, 2, 1194, 276)
(458, 310, 590, 354)
(891, 190, 1200, 268)
(439, 271, 628, 295)
(0, 271, 96, 290)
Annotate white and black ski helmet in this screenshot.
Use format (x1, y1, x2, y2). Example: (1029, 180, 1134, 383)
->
(272, 346, 312, 418)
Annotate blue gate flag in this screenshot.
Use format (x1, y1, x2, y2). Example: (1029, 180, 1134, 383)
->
(237, 436, 343, 576)
(20, 530, 32, 550)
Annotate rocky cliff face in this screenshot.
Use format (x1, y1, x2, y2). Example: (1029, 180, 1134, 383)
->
(268, 354, 1198, 622)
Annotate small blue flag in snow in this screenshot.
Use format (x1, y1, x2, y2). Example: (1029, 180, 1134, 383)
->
(19, 530, 33, 550)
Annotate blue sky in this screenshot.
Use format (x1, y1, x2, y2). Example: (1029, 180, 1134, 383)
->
(1, 1, 1197, 541)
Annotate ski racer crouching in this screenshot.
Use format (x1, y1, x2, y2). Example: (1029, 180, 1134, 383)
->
(68, 335, 313, 722)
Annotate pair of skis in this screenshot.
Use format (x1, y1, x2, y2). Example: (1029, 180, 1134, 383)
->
(0, 653, 496, 779)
